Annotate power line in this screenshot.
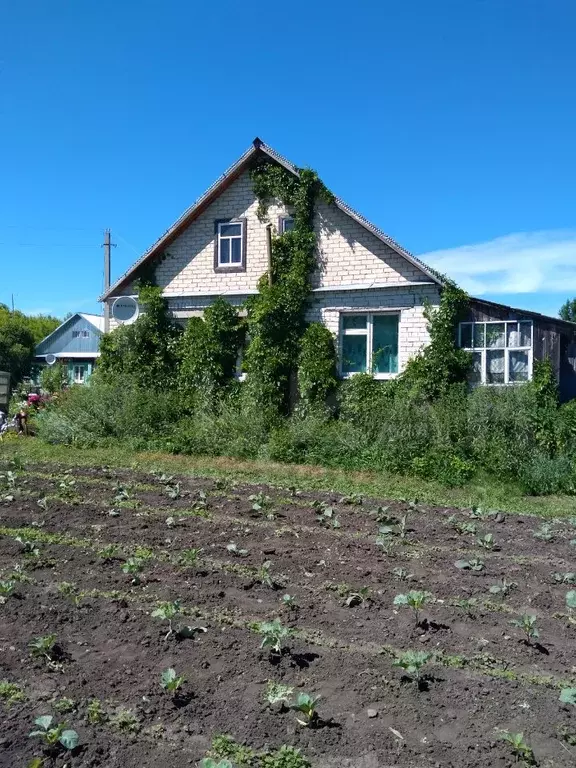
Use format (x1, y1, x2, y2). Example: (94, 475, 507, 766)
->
(0, 242, 97, 247)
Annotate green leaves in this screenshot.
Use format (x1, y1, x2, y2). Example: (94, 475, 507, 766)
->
(476, 533, 495, 550)
(489, 578, 517, 597)
(393, 590, 432, 624)
(510, 613, 540, 642)
(265, 681, 294, 706)
(566, 591, 576, 610)
(393, 650, 433, 680)
(290, 692, 321, 727)
(496, 730, 535, 765)
(28, 634, 57, 662)
(560, 688, 576, 706)
(0, 579, 15, 603)
(28, 715, 79, 751)
(160, 667, 185, 693)
(151, 600, 181, 639)
(256, 619, 293, 654)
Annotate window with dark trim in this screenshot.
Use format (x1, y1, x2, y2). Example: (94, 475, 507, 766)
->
(279, 216, 295, 233)
(214, 218, 247, 271)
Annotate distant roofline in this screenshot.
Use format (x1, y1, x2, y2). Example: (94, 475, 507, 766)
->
(469, 296, 576, 329)
(35, 312, 104, 353)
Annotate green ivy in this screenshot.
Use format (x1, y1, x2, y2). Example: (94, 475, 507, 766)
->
(244, 161, 334, 413)
(400, 280, 471, 400)
(297, 322, 338, 410)
(178, 298, 244, 404)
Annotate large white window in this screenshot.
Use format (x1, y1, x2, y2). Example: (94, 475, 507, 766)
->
(340, 313, 399, 377)
(73, 365, 86, 384)
(217, 221, 243, 266)
(458, 320, 533, 385)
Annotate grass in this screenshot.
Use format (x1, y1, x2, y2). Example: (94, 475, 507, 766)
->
(2, 438, 575, 518)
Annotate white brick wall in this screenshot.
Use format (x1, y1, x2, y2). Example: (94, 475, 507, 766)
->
(107, 169, 439, 368)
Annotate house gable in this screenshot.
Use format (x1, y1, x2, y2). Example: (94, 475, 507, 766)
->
(102, 139, 440, 302)
(35, 314, 103, 358)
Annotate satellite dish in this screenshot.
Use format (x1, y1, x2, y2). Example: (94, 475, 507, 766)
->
(46, 354, 57, 366)
(111, 296, 139, 325)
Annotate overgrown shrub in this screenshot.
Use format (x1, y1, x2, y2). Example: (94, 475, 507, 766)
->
(297, 323, 338, 411)
(40, 362, 68, 394)
(518, 454, 576, 496)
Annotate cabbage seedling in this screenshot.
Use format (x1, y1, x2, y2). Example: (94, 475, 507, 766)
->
(447, 516, 477, 535)
(476, 533, 495, 550)
(265, 681, 294, 706)
(566, 591, 576, 613)
(510, 613, 540, 643)
(164, 482, 181, 500)
(496, 730, 535, 765)
(121, 557, 144, 585)
(249, 492, 274, 519)
(97, 544, 121, 561)
(0, 579, 15, 604)
(201, 760, 233, 768)
(339, 493, 362, 505)
(86, 699, 107, 725)
(151, 600, 181, 640)
(29, 634, 58, 664)
(393, 650, 433, 683)
(177, 548, 203, 566)
(392, 567, 414, 582)
(29, 715, 79, 751)
(455, 597, 479, 617)
(160, 667, 185, 693)
(489, 578, 517, 597)
(553, 572, 576, 584)
(282, 594, 297, 609)
(393, 590, 432, 626)
(15, 536, 40, 556)
(291, 692, 321, 727)
(560, 688, 576, 706)
(370, 506, 392, 523)
(469, 507, 498, 520)
(257, 561, 277, 588)
(226, 543, 248, 557)
(316, 506, 340, 529)
(533, 523, 556, 541)
(345, 587, 370, 607)
(257, 619, 293, 654)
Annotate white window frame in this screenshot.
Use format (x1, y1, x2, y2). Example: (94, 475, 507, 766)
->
(217, 221, 243, 267)
(458, 320, 533, 386)
(339, 311, 400, 379)
(73, 365, 86, 384)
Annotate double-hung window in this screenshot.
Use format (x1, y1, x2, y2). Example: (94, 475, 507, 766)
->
(458, 320, 533, 385)
(340, 313, 399, 376)
(215, 219, 246, 270)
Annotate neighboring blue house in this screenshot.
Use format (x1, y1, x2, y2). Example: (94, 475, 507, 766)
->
(34, 313, 104, 385)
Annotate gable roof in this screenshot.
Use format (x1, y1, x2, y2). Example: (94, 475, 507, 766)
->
(35, 312, 104, 352)
(100, 138, 442, 301)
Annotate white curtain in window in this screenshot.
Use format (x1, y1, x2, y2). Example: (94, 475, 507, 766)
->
(509, 350, 529, 382)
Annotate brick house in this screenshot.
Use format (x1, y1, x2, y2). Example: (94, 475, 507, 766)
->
(100, 139, 576, 398)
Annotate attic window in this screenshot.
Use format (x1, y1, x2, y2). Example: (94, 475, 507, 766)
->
(72, 330, 90, 339)
(280, 216, 295, 233)
(214, 219, 247, 271)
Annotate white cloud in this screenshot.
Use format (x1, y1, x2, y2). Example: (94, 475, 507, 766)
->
(418, 230, 576, 295)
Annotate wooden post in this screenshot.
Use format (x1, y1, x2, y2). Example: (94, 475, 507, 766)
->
(103, 229, 111, 333)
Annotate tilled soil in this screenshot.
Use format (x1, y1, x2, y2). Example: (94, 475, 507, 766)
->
(1, 461, 576, 767)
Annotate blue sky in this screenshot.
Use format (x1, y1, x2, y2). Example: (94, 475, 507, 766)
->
(1, 0, 575, 319)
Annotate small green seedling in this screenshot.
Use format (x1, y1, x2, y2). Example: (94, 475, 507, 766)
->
(160, 667, 186, 694)
(560, 688, 576, 706)
(36, 497, 48, 511)
(345, 587, 370, 607)
(109, 708, 140, 733)
(476, 533, 495, 550)
(164, 482, 181, 500)
(455, 558, 485, 572)
(393, 650, 433, 683)
(533, 522, 556, 541)
(257, 619, 292, 654)
(392, 567, 414, 581)
(15, 536, 40, 556)
(282, 594, 297, 609)
(151, 600, 181, 640)
(496, 730, 535, 765)
(370, 506, 391, 523)
(249, 492, 274, 519)
(265, 681, 294, 706)
(257, 560, 279, 588)
(29, 715, 79, 751)
(393, 590, 433, 626)
(226, 543, 249, 557)
(57, 581, 83, 607)
(566, 590, 576, 613)
(0, 680, 25, 706)
(97, 544, 121, 560)
(201, 760, 233, 768)
(177, 548, 203, 566)
(489, 578, 517, 597)
(455, 597, 479, 617)
(291, 692, 321, 727)
(86, 699, 107, 725)
(510, 613, 540, 644)
(113, 483, 131, 502)
(29, 634, 58, 664)
(447, 516, 477, 535)
(0, 579, 15, 604)
(469, 506, 498, 520)
(339, 493, 362, 505)
(553, 572, 576, 584)
(121, 557, 144, 585)
(316, 505, 341, 529)
(53, 697, 75, 714)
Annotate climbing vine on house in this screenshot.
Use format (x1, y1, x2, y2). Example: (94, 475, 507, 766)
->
(244, 161, 335, 413)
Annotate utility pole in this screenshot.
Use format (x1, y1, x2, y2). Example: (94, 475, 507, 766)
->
(102, 229, 115, 333)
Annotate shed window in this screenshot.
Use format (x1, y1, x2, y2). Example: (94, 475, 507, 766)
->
(280, 216, 295, 233)
(458, 320, 533, 385)
(340, 313, 399, 377)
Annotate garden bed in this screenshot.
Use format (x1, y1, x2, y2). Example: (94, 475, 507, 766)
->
(1, 459, 576, 767)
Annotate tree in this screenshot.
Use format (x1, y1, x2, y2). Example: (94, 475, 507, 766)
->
(0, 316, 36, 385)
(40, 362, 68, 394)
(559, 298, 576, 323)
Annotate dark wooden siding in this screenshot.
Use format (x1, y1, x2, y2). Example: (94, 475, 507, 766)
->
(465, 298, 576, 401)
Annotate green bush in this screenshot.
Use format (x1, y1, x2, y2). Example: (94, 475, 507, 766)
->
(518, 453, 576, 496)
(297, 323, 338, 411)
